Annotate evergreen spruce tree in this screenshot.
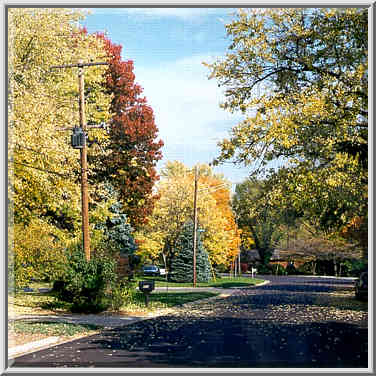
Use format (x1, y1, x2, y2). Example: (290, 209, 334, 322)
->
(170, 221, 211, 283)
(95, 199, 137, 257)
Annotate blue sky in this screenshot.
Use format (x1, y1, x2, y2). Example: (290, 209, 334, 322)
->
(81, 7, 251, 187)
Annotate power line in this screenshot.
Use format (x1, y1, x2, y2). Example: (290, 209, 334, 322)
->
(12, 161, 70, 178)
(15, 144, 75, 159)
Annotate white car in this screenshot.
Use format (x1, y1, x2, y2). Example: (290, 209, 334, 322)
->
(159, 268, 166, 276)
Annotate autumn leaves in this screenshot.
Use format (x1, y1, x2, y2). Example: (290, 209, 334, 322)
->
(135, 161, 241, 274)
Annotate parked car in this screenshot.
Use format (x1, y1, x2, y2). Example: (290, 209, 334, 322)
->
(159, 268, 166, 276)
(143, 265, 160, 277)
(355, 271, 368, 301)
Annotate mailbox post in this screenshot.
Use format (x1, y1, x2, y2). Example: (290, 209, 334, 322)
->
(139, 280, 155, 307)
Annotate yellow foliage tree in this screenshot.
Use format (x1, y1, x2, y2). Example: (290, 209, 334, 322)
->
(8, 8, 112, 227)
(8, 9, 113, 285)
(205, 8, 367, 256)
(135, 161, 241, 272)
(12, 218, 71, 287)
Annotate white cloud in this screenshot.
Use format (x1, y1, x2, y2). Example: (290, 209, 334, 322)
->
(133, 54, 253, 182)
(134, 54, 241, 145)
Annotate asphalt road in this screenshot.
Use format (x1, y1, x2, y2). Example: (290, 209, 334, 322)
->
(11, 275, 368, 368)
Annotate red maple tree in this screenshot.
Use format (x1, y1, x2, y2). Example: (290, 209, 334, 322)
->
(94, 33, 163, 228)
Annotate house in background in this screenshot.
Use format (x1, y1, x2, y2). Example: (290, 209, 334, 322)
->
(242, 248, 308, 270)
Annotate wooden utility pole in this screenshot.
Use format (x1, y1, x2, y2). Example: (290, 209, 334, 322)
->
(193, 166, 198, 287)
(78, 62, 90, 261)
(50, 60, 108, 261)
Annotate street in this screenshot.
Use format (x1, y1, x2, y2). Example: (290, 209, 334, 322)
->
(11, 275, 368, 368)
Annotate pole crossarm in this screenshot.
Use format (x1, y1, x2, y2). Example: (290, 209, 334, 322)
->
(50, 62, 108, 70)
(54, 123, 109, 131)
(198, 182, 229, 194)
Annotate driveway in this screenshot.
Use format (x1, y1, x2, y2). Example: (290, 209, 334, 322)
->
(10, 275, 368, 368)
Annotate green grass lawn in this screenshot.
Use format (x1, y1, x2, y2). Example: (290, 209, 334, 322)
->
(9, 276, 264, 316)
(131, 291, 219, 310)
(9, 282, 56, 314)
(9, 280, 222, 315)
(135, 275, 264, 288)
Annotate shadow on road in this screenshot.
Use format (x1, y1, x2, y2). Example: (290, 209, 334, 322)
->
(11, 276, 368, 369)
(12, 314, 368, 368)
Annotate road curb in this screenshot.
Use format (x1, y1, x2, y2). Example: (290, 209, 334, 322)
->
(153, 279, 270, 292)
(172, 280, 271, 306)
(250, 280, 270, 287)
(9, 336, 60, 358)
(294, 275, 357, 280)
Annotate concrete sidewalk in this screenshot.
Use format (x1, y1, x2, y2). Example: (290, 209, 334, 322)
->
(9, 313, 147, 329)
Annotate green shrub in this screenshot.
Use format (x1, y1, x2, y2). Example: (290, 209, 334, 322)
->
(109, 279, 137, 311)
(256, 264, 273, 274)
(269, 264, 287, 275)
(52, 244, 118, 313)
(255, 263, 287, 275)
(214, 264, 228, 274)
(340, 259, 367, 277)
(296, 262, 314, 275)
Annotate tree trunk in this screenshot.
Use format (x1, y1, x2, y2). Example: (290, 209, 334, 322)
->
(164, 241, 173, 281)
(333, 255, 338, 277)
(209, 259, 216, 281)
(162, 253, 168, 274)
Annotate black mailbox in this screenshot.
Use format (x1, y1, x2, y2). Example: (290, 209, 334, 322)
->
(139, 280, 155, 293)
(139, 280, 155, 307)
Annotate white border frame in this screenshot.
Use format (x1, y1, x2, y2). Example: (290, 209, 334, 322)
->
(2, 1, 374, 375)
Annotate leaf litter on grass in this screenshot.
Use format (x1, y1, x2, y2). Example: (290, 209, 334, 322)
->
(9, 320, 101, 348)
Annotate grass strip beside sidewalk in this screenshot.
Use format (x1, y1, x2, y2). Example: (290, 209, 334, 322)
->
(134, 291, 219, 308)
(10, 321, 101, 337)
(8, 321, 102, 350)
(137, 276, 264, 288)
